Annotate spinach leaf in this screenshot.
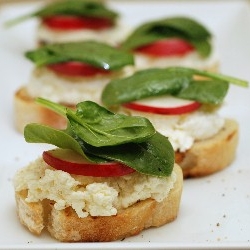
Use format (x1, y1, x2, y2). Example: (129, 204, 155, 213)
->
(101, 68, 192, 106)
(101, 67, 248, 106)
(121, 17, 212, 57)
(24, 98, 174, 176)
(37, 98, 156, 147)
(24, 123, 108, 163)
(82, 132, 174, 177)
(66, 101, 156, 147)
(25, 41, 134, 69)
(5, 0, 118, 27)
(176, 80, 229, 104)
(24, 123, 84, 156)
(172, 67, 248, 87)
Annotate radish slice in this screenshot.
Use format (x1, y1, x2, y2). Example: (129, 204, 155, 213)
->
(122, 96, 201, 115)
(43, 149, 135, 177)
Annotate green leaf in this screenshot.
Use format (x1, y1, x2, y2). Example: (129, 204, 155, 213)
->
(5, 0, 118, 27)
(24, 123, 107, 163)
(35, 0, 118, 19)
(190, 39, 211, 58)
(83, 132, 175, 177)
(67, 101, 156, 147)
(121, 16, 212, 58)
(174, 67, 249, 87)
(101, 68, 192, 106)
(25, 99, 175, 176)
(24, 123, 84, 157)
(25, 41, 134, 69)
(36, 97, 67, 117)
(177, 80, 229, 105)
(36, 98, 156, 147)
(102, 67, 248, 106)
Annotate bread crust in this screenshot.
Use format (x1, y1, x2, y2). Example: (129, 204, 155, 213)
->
(176, 119, 239, 178)
(14, 87, 73, 132)
(15, 164, 183, 242)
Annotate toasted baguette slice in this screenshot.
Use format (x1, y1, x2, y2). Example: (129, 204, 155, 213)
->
(176, 119, 239, 178)
(14, 87, 71, 132)
(15, 164, 183, 242)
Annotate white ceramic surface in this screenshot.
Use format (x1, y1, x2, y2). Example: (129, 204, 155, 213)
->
(0, 1, 250, 249)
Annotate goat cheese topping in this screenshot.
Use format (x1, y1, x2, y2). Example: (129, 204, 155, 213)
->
(135, 50, 219, 71)
(26, 67, 134, 105)
(13, 158, 176, 218)
(37, 21, 131, 46)
(122, 108, 225, 152)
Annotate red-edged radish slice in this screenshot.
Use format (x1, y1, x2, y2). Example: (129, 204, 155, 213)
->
(42, 15, 114, 31)
(43, 148, 135, 177)
(47, 61, 111, 77)
(122, 96, 201, 115)
(135, 38, 194, 57)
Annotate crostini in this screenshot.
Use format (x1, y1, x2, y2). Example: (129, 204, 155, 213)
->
(121, 17, 219, 71)
(101, 67, 248, 177)
(13, 98, 183, 242)
(6, 0, 128, 46)
(14, 41, 134, 132)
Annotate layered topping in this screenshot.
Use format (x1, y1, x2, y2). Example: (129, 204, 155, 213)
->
(26, 67, 134, 105)
(24, 41, 134, 104)
(25, 41, 134, 76)
(24, 99, 175, 177)
(6, 0, 118, 30)
(121, 17, 212, 58)
(36, 20, 130, 45)
(19, 99, 176, 217)
(13, 158, 176, 218)
(102, 67, 248, 151)
(102, 67, 247, 107)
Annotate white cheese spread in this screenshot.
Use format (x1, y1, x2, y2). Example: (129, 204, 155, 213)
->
(26, 67, 134, 105)
(135, 50, 219, 71)
(122, 108, 225, 152)
(13, 158, 176, 218)
(37, 21, 131, 46)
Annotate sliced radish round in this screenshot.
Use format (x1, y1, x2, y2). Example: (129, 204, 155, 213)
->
(135, 38, 194, 57)
(122, 96, 201, 115)
(43, 148, 135, 177)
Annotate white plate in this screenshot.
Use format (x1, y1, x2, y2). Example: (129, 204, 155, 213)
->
(0, 0, 250, 249)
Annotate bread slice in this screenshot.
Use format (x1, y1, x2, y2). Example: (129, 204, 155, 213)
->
(14, 164, 183, 242)
(175, 119, 239, 178)
(14, 87, 72, 132)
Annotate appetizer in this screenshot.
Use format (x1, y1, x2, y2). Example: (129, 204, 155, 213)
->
(102, 67, 248, 177)
(121, 16, 219, 71)
(6, 0, 128, 46)
(13, 98, 183, 242)
(14, 41, 134, 132)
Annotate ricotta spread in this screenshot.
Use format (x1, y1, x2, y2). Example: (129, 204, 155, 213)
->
(26, 67, 134, 105)
(135, 50, 219, 71)
(13, 158, 176, 218)
(123, 108, 225, 152)
(37, 21, 131, 46)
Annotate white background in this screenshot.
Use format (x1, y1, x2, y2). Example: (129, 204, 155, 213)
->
(0, 0, 250, 249)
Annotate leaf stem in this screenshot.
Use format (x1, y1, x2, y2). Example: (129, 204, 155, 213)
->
(169, 67, 248, 87)
(4, 14, 34, 27)
(36, 97, 67, 117)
